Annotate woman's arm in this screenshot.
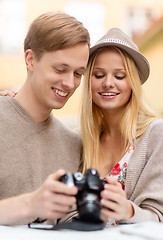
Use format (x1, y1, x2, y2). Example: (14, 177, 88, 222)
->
(0, 89, 17, 97)
(119, 119, 163, 223)
(100, 119, 163, 224)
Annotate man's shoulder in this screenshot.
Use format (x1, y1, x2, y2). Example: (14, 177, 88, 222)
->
(0, 95, 9, 103)
(0, 96, 12, 110)
(51, 115, 81, 139)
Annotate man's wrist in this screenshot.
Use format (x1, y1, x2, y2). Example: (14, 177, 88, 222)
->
(20, 192, 35, 219)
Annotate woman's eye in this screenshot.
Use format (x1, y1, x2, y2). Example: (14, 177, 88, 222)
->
(115, 75, 125, 80)
(95, 74, 104, 79)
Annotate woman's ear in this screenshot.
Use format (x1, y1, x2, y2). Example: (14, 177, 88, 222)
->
(24, 49, 35, 71)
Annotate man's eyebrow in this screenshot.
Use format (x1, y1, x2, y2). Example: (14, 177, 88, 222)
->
(54, 64, 86, 70)
(78, 67, 86, 71)
(53, 63, 68, 67)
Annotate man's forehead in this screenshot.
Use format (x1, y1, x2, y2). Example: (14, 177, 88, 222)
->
(54, 63, 86, 70)
(42, 44, 89, 69)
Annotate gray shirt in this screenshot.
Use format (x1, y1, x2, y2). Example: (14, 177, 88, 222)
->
(0, 96, 82, 224)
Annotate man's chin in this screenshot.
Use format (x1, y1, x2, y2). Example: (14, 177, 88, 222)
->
(51, 103, 67, 110)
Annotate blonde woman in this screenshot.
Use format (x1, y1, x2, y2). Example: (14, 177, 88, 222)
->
(81, 28, 163, 224)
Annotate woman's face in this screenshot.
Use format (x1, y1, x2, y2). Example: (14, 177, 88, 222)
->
(91, 48, 132, 114)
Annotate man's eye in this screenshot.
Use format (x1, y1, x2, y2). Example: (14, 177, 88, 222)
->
(55, 68, 65, 73)
(74, 72, 82, 78)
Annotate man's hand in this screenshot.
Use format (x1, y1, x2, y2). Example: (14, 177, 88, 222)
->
(27, 169, 78, 220)
(0, 169, 78, 225)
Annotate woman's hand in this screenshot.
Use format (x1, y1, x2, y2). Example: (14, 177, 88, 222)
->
(100, 176, 134, 222)
(0, 90, 17, 97)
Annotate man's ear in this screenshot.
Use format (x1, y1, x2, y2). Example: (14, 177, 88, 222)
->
(24, 49, 35, 71)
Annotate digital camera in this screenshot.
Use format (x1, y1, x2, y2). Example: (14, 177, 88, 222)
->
(59, 168, 106, 223)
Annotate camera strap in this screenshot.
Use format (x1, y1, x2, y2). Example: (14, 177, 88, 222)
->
(28, 218, 105, 231)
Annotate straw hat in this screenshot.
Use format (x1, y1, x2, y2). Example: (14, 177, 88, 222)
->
(90, 28, 150, 84)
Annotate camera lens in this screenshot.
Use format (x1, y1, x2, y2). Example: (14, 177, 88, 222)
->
(77, 192, 101, 222)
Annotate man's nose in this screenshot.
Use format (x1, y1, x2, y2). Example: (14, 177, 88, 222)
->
(62, 73, 75, 90)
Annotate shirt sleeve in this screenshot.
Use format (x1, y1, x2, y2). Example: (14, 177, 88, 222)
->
(118, 119, 163, 224)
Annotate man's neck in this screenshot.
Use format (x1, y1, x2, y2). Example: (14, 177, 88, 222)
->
(15, 83, 52, 123)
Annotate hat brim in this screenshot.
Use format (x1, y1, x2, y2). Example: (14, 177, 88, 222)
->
(90, 42, 150, 84)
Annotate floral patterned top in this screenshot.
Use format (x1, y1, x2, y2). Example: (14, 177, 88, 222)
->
(108, 144, 135, 190)
(106, 144, 135, 226)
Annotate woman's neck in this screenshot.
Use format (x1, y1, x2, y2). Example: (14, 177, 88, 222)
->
(102, 110, 122, 135)
(99, 111, 124, 178)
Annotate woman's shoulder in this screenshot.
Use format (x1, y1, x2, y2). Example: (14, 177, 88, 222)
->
(147, 118, 163, 133)
(144, 118, 163, 147)
(133, 118, 163, 164)
(135, 118, 163, 145)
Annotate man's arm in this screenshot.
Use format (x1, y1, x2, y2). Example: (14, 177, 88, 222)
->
(0, 169, 77, 225)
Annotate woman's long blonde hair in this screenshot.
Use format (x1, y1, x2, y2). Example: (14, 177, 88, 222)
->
(80, 47, 158, 173)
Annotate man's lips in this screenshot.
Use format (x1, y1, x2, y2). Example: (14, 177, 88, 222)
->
(52, 88, 69, 97)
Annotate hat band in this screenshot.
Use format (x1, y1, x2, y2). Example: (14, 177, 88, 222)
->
(96, 38, 138, 50)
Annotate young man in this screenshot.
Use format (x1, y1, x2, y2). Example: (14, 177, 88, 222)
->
(0, 11, 90, 225)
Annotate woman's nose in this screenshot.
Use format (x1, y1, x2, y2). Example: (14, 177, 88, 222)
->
(103, 75, 115, 88)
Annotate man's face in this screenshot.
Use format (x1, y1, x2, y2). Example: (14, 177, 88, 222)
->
(26, 43, 89, 113)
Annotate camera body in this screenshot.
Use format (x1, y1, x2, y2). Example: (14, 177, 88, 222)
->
(59, 168, 106, 223)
